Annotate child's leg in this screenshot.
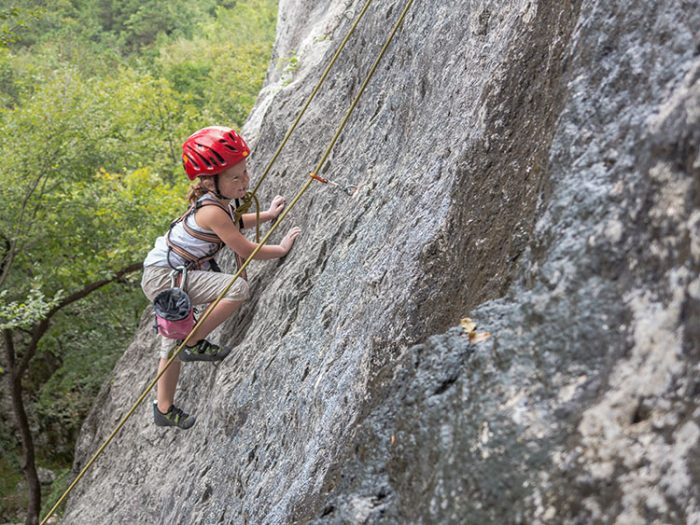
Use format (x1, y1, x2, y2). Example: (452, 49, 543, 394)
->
(188, 299, 243, 344)
(157, 358, 181, 413)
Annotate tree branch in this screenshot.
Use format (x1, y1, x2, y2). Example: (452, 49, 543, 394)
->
(3, 327, 42, 525)
(12, 166, 61, 274)
(1, 158, 58, 290)
(15, 170, 50, 238)
(16, 262, 143, 377)
(3, 327, 15, 371)
(53, 262, 143, 314)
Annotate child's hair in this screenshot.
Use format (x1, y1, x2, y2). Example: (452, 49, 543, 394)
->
(187, 178, 215, 204)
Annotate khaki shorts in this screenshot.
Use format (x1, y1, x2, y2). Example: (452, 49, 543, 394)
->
(142, 266, 250, 359)
(141, 265, 250, 304)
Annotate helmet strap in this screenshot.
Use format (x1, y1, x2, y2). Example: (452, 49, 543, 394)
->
(212, 174, 232, 200)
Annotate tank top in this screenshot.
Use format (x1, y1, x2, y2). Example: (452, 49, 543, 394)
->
(143, 194, 238, 270)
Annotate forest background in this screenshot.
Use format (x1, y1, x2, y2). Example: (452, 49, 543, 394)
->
(0, 1, 279, 522)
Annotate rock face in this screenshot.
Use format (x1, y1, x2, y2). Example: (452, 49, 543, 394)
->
(62, 0, 699, 524)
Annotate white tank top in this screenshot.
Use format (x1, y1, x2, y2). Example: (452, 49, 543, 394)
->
(143, 195, 236, 269)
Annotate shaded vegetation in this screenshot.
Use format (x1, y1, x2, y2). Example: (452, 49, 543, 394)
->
(0, 1, 277, 522)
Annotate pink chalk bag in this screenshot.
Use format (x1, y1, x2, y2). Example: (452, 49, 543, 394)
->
(153, 266, 196, 340)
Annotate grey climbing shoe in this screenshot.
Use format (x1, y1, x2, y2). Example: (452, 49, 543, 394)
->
(179, 339, 232, 362)
(153, 402, 196, 429)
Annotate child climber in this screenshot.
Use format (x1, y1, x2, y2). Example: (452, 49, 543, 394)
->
(141, 126, 301, 429)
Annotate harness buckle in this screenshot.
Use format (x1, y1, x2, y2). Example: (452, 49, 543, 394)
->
(169, 266, 189, 289)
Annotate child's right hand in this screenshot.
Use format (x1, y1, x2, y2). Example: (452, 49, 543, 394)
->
(281, 227, 301, 254)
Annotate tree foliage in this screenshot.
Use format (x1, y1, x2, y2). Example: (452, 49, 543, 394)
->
(0, 69, 190, 297)
(0, 1, 277, 522)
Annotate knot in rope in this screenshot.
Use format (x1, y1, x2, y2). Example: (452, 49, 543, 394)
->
(235, 192, 261, 241)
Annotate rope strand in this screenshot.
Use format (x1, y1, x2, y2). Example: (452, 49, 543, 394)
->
(235, 0, 375, 234)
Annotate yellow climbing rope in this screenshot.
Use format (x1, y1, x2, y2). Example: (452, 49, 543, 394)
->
(40, 0, 415, 523)
(234, 0, 376, 235)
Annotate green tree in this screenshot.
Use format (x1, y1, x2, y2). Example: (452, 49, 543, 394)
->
(0, 68, 189, 525)
(0, 6, 42, 48)
(157, 0, 277, 126)
(0, 1, 278, 521)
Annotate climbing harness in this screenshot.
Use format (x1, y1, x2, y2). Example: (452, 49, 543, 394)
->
(40, 0, 415, 522)
(165, 196, 248, 279)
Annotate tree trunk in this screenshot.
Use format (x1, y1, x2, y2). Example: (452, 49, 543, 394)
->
(3, 329, 41, 525)
(0, 263, 141, 524)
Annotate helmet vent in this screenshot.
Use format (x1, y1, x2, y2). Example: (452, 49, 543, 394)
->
(210, 149, 225, 164)
(184, 153, 199, 170)
(218, 138, 238, 152)
(194, 150, 212, 168)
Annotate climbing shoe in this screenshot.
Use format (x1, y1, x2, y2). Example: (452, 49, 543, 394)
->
(179, 339, 232, 362)
(153, 402, 196, 430)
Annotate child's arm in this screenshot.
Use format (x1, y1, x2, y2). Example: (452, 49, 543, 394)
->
(241, 195, 286, 229)
(198, 205, 300, 260)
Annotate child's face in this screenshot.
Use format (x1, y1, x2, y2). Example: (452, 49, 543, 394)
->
(218, 160, 250, 200)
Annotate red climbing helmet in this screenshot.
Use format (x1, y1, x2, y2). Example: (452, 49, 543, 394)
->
(182, 126, 250, 180)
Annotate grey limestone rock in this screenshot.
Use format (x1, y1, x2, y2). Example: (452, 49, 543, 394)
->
(62, 0, 699, 524)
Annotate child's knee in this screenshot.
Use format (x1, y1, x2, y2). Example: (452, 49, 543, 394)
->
(224, 278, 250, 302)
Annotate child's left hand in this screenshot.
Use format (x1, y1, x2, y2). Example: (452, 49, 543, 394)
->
(268, 195, 287, 219)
